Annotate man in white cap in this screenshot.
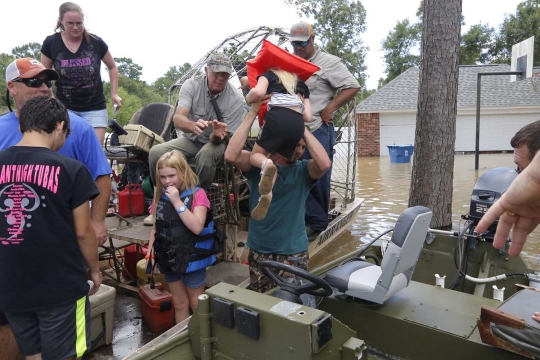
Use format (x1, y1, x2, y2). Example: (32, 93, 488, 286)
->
(1, 58, 111, 244)
(146, 52, 244, 225)
(289, 22, 360, 237)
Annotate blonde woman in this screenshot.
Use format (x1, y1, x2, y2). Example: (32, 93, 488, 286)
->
(147, 151, 216, 324)
(245, 69, 312, 220)
(41, 2, 122, 145)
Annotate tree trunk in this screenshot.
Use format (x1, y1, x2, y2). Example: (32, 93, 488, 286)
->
(408, 0, 462, 229)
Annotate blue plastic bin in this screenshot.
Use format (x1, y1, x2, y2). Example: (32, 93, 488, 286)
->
(387, 145, 414, 163)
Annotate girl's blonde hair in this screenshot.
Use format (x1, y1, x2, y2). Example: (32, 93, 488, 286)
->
(270, 68, 298, 95)
(152, 150, 199, 217)
(55, 2, 93, 43)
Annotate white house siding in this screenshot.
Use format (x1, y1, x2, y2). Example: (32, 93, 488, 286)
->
(455, 112, 540, 151)
(379, 111, 540, 155)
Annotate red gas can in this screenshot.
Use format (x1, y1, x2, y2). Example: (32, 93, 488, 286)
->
(122, 244, 148, 279)
(118, 184, 145, 217)
(139, 283, 175, 333)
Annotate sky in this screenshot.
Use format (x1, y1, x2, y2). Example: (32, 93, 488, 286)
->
(0, 0, 526, 90)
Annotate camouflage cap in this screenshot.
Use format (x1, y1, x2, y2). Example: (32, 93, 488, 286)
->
(207, 52, 233, 75)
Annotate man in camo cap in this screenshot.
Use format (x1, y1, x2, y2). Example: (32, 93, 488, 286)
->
(146, 52, 244, 225)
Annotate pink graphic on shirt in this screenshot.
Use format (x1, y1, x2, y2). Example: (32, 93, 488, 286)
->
(0, 165, 61, 245)
(0, 184, 41, 245)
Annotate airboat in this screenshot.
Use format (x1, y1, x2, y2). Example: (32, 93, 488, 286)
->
(106, 25, 362, 270)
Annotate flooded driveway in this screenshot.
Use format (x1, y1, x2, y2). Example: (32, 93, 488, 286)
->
(313, 153, 540, 270)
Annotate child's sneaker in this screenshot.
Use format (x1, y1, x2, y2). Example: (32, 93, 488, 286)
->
(259, 162, 276, 195)
(252, 194, 272, 221)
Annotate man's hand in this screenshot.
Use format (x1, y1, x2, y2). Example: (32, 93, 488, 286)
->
(88, 270, 102, 296)
(92, 219, 108, 246)
(475, 152, 540, 256)
(191, 119, 210, 136)
(249, 96, 271, 114)
(320, 107, 334, 126)
(211, 120, 228, 141)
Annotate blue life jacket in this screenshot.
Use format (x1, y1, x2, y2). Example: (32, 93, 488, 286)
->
(153, 187, 217, 274)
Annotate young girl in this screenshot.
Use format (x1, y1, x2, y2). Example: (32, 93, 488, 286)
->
(245, 68, 312, 221)
(147, 150, 216, 323)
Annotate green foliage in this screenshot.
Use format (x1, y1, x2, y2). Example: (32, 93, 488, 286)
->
(492, 0, 540, 65)
(285, 0, 368, 89)
(114, 57, 143, 80)
(380, 19, 421, 86)
(12, 42, 41, 60)
(0, 53, 15, 113)
(357, 88, 376, 102)
(460, 24, 495, 65)
(105, 87, 142, 126)
(152, 63, 192, 101)
(380, 1, 497, 85)
(103, 74, 163, 120)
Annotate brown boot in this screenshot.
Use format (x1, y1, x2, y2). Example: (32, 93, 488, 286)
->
(252, 194, 272, 221)
(259, 161, 277, 195)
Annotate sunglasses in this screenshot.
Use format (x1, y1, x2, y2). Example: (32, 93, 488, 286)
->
(291, 37, 311, 48)
(11, 78, 53, 88)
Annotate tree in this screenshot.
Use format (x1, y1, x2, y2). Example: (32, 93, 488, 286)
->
(491, 0, 540, 65)
(408, 0, 462, 229)
(105, 87, 142, 126)
(285, 0, 368, 89)
(103, 74, 163, 122)
(460, 24, 495, 65)
(380, 19, 421, 86)
(152, 63, 192, 100)
(12, 42, 41, 60)
(114, 57, 143, 80)
(0, 53, 15, 112)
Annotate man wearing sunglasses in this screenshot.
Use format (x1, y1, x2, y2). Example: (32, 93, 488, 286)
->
(289, 22, 360, 238)
(0, 58, 112, 360)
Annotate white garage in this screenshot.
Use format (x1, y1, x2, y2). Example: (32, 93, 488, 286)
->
(356, 65, 540, 156)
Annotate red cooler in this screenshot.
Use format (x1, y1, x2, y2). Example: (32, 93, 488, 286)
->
(139, 283, 175, 333)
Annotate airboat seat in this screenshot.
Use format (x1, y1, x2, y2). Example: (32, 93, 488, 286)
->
(324, 206, 432, 304)
(478, 288, 540, 358)
(105, 103, 175, 161)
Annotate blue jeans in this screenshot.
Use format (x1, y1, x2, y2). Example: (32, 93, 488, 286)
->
(301, 123, 335, 231)
(69, 108, 108, 128)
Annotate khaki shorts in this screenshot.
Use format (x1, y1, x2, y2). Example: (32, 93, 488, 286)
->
(247, 249, 308, 293)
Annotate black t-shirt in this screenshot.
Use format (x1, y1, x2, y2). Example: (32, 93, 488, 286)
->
(0, 146, 99, 312)
(41, 33, 108, 112)
(259, 71, 310, 98)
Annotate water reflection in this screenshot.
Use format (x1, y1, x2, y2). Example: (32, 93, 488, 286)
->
(313, 154, 540, 270)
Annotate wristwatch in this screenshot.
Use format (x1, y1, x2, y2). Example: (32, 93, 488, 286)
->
(176, 205, 187, 214)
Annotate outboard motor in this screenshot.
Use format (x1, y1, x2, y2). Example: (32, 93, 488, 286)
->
(466, 167, 518, 240)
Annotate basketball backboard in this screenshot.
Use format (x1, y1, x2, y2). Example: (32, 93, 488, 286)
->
(510, 36, 534, 82)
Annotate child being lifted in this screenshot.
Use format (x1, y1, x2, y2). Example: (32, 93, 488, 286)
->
(245, 68, 312, 221)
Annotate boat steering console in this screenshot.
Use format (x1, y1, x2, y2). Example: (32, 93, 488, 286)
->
(259, 261, 333, 304)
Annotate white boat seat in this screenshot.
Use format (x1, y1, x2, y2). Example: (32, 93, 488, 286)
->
(324, 206, 432, 304)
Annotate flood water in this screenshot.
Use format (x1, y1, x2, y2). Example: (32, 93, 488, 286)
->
(312, 153, 540, 270)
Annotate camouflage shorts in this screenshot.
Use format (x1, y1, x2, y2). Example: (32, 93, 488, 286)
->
(247, 249, 309, 294)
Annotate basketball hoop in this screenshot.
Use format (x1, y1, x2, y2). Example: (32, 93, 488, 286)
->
(530, 72, 540, 93)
